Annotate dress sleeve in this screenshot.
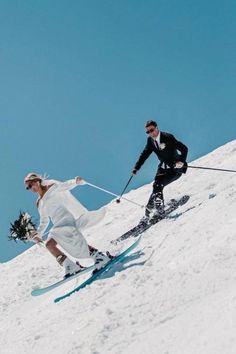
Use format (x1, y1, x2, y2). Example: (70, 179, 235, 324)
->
(37, 203, 50, 238)
(52, 178, 86, 192)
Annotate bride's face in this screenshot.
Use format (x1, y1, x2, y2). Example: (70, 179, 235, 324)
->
(26, 180, 41, 193)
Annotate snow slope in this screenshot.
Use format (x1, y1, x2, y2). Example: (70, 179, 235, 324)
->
(1, 140, 236, 354)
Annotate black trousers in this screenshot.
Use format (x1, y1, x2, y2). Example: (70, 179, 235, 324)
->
(146, 168, 182, 216)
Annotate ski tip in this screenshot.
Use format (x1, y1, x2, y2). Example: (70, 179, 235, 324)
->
(31, 288, 41, 297)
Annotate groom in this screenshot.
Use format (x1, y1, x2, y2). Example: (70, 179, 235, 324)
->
(132, 120, 188, 217)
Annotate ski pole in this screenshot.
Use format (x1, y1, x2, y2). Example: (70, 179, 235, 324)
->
(188, 165, 236, 173)
(116, 176, 133, 203)
(86, 181, 148, 210)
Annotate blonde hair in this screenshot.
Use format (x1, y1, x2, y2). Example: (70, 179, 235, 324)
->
(24, 172, 49, 184)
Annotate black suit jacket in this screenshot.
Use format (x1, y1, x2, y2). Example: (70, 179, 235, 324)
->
(134, 132, 188, 173)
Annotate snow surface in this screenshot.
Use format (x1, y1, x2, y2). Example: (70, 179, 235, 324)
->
(1, 140, 236, 354)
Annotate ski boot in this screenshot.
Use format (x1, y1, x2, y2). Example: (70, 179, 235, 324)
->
(57, 255, 84, 279)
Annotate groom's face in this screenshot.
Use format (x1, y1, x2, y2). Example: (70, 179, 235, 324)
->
(145, 125, 159, 138)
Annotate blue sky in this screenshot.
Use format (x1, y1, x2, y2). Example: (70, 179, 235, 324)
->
(0, 0, 235, 262)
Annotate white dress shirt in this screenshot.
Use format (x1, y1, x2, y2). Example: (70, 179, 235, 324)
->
(154, 132, 161, 148)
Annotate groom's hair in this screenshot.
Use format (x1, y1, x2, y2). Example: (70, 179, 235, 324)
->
(145, 120, 158, 128)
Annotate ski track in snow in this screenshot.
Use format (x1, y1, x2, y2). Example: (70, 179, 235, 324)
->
(1, 140, 236, 354)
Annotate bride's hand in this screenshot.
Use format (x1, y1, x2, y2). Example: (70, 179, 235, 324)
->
(76, 176, 86, 185)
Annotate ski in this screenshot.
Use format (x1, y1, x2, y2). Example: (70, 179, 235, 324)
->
(54, 236, 141, 303)
(31, 265, 95, 296)
(111, 195, 190, 244)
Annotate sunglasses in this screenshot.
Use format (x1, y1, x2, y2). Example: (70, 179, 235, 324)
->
(26, 183, 33, 190)
(146, 128, 155, 134)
